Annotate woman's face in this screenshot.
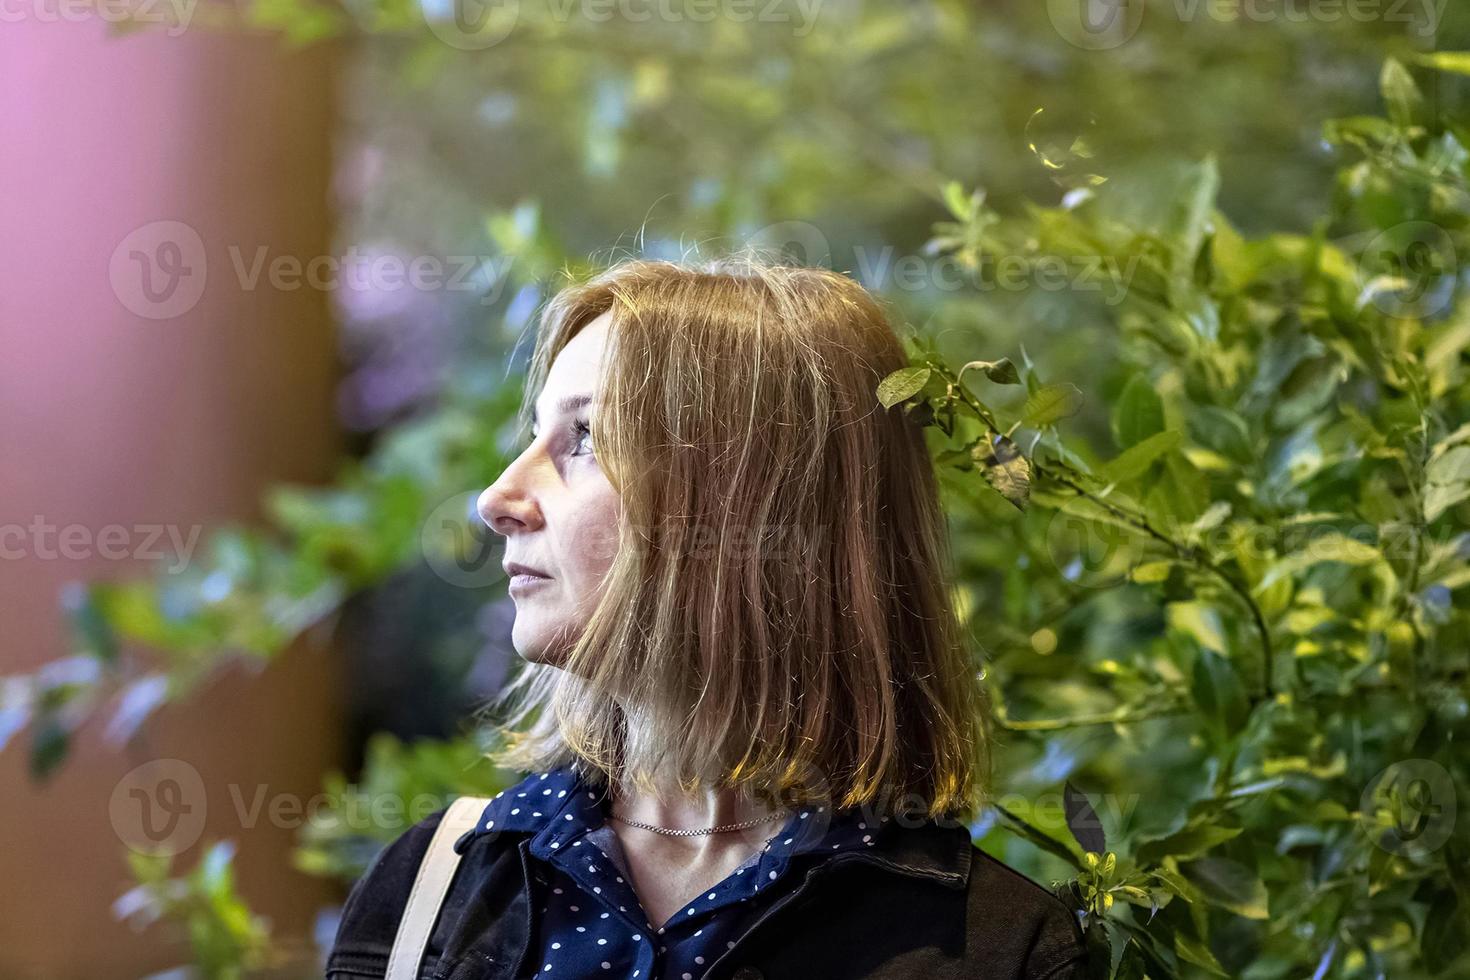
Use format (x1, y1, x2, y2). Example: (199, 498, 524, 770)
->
(478, 311, 622, 667)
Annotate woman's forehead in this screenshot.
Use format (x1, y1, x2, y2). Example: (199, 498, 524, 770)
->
(535, 313, 613, 420)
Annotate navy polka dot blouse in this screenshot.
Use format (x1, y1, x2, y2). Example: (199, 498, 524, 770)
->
(454, 767, 894, 980)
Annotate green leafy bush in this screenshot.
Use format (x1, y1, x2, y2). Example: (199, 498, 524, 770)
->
(879, 56, 1470, 978)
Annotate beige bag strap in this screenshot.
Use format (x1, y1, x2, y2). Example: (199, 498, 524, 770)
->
(386, 794, 491, 980)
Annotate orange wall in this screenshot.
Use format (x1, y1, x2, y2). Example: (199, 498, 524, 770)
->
(0, 14, 346, 979)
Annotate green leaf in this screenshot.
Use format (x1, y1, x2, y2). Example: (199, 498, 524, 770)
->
(1064, 782, 1106, 855)
(1113, 375, 1165, 449)
(992, 804, 1083, 868)
(1130, 560, 1176, 584)
(1179, 856, 1269, 919)
(976, 434, 1031, 510)
(1425, 445, 1470, 522)
(1422, 890, 1470, 972)
(1380, 58, 1421, 128)
(1084, 921, 1114, 980)
(1093, 156, 1220, 265)
(60, 583, 118, 665)
(1191, 647, 1250, 737)
(1175, 931, 1229, 977)
(1432, 420, 1470, 457)
(1254, 533, 1387, 594)
(1148, 451, 1209, 525)
(942, 180, 979, 221)
(1322, 115, 1402, 148)
(1186, 501, 1232, 541)
(959, 357, 1020, 386)
(1187, 405, 1252, 463)
(1149, 863, 1206, 905)
(1023, 383, 1085, 428)
(1412, 51, 1470, 76)
(1100, 430, 1182, 485)
(1114, 940, 1148, 980)
(877, 366, 932, 409)
(1136, 822, 1244, 865)
(29, 715, 70, 781)
(1169, 601, 1228, 655)
(1260, 752, 1347, 780)
(935, 445, 976, 472)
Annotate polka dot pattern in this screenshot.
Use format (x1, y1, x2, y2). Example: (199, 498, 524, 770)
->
(455, 766, 894, 979)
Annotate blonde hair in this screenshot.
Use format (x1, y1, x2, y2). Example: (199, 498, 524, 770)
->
(479, 252, 992, 821)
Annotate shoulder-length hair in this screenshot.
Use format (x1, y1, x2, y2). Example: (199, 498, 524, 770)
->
(480, 252, 992, 821)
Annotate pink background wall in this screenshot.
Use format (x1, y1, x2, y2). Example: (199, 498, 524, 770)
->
(0, 13, 348, 978)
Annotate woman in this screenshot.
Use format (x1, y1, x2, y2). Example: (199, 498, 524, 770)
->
(327, 256, 1089, 980)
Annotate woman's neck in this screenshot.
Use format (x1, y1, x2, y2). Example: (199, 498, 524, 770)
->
(609, 782, 785, 833)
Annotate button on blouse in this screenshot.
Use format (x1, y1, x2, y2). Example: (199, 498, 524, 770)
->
(453, 767, 894, 980)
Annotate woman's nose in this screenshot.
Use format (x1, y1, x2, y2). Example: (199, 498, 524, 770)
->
(477, 477, 541, 535)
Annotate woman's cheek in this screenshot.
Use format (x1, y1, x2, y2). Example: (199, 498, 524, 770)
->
(567, 492, 622, 605)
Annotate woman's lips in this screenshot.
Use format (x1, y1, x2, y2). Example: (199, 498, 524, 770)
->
(508, 571, 552, 593)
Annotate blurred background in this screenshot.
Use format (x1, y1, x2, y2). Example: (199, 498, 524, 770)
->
(3, 0, 1470, 977)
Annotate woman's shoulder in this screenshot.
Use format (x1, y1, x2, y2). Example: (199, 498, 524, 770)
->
(962, 845, 1089, 979)
(327, 807, 456, 972)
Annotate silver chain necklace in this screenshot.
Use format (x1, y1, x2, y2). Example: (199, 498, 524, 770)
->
(606, 809, 791, 837)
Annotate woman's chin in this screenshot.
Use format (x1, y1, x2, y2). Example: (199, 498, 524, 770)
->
(511, 628, 571, 669)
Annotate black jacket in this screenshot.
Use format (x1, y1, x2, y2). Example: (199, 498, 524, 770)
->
(327, 805, 1090, 980)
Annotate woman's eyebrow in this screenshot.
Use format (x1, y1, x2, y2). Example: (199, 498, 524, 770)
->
(530, 392, 593, 428)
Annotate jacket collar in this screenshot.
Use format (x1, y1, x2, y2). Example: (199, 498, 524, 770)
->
(454, 767, 973, 890)
(849, 816, 973, 889)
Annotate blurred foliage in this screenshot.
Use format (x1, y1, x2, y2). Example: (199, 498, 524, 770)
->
(113, 841, 272, 980)
(293, 730, 512, 882)
(109, 736, 515, 980)
(6, 2, 1470, 978)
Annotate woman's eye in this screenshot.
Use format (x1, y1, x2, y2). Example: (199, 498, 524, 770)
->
(570, 418, 594, 456)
